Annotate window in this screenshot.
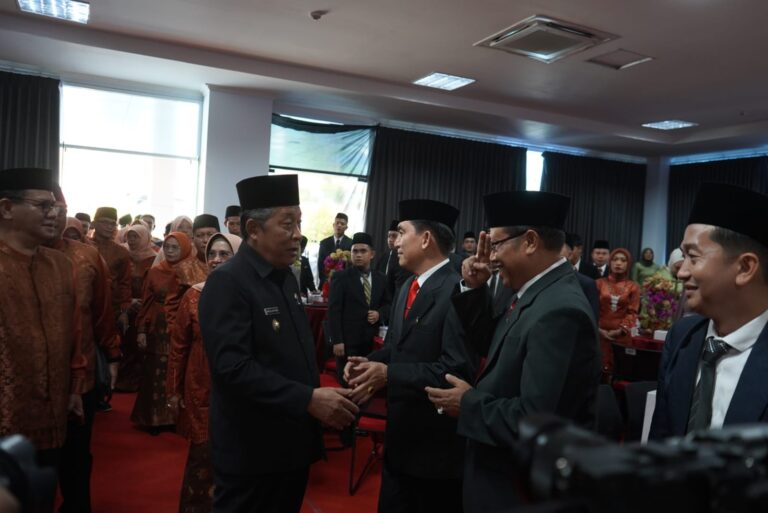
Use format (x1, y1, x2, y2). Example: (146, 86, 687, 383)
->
(526, 150, 544, 191)
(272, 168, 367, 282)
(59, 85, 202, 236)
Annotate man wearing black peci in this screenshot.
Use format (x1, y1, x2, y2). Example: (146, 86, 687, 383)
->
(376, 219, 411, 299)
(329, 232, 391, 383)
(426, 190, 600, 513)
(200, 174, 358, 513)
(344, 199, 475, 513)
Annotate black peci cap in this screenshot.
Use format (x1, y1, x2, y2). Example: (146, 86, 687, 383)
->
(351, 232, 374, 248)
(688, 183, 768, 249)
(399, 199, 459, 231)
(236, 175, 300, 210)
(483, 191, 569, 230)
(193, 214, 221, 232)
(0, 167, 55, 192)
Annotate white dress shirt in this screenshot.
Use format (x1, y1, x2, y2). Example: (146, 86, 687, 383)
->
(515, 257, 567, 300)
(416, 258, 450, 288)
(702, 308, 768, 428)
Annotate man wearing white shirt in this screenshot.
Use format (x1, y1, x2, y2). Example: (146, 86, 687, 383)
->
(650, 183, 768, 439)
(344, 199, 475, 513)
(317, 212, 352, 286)
(425, 190, 600, 513)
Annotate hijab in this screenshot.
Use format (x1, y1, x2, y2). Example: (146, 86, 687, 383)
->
(608, 247, 632, 281)
(639, 247, 655, 267)
(63, 217, 84, 242)
(156, 232, 193, 273)
(153, 216, 195, 267)
(125, 224, 158, 263)
(191, 233, 242, 292)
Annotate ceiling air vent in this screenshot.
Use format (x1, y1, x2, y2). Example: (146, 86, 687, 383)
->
(475, 15, 618, 63)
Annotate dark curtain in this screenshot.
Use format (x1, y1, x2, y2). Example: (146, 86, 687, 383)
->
(667, 156, 768, 252)
(541, 152, 646, 260)
(365, 127, 526, 250)
(0, 71, 61, 173)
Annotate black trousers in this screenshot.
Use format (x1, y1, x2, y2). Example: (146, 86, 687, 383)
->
(378, 461, 463, 513)
(59, 388, 98, 513)
(213, 466, 310, 513)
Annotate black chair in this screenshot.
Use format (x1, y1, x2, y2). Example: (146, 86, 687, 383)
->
(594, 384, 623, 441)
(623, 381, 657, 441)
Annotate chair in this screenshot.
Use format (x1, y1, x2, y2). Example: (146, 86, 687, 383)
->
(594, 384, 623, 441)
(349, 396, 387, 495)
(623, 381, 657, 441)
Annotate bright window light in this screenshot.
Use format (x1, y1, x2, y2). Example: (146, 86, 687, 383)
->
(17, 0, 90, 24)
(642, 120, 698, 130)
(526, 150, 544, 191)
(413, 72, 475, 91)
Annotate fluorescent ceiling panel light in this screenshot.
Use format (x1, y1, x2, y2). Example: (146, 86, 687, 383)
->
(17, 0, 90, 24)
(642, 120, 699, 130)
(413, 72, 475, 91)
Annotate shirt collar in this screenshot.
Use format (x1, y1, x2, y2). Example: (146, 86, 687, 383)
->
(241, 242, 275, 279)
(416, 258, 450, 288)
(516, 257, 567, 301)
(706, 308, 768, 352)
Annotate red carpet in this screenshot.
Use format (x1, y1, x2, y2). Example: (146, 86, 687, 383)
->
(90, 393, 381, 513)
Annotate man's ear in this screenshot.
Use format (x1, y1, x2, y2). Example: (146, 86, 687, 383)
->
(735, 252, 762, 286)
(0, 198, 15, 220)
(244, 218, 261, 242)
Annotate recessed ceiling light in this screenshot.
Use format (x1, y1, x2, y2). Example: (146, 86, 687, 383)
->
(413, 72, 475, 91)
(17, 0, 90, 24)
(642, 120, 698, 130)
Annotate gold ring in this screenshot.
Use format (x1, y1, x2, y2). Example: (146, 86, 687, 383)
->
(367, 386, 373, 394)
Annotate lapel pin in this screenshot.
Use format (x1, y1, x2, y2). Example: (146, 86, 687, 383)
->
(272, 319, 280, 332)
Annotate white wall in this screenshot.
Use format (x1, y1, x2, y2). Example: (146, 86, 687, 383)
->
(641, 157, 670, 262)
(201, 86, 274, 221)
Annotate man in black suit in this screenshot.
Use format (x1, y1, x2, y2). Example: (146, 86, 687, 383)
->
(344, 200, 476, 513)
(425, 191, 600, 513)
(317, 212, 352, 286)
(590, 239, 611, 277)
(456, 231, 477, 260)
(569, 233, 599, 279)
(329, 232, 391, 383)
(199, 175, 358, 513)
(224, 205, 241, 237)
(563, 233, 600, 321)
(375, 219, 411, 299)
(650, 183, 768, 440)
(298, 236, 316, 295)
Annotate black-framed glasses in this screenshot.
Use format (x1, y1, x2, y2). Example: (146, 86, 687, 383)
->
(489, 231, 526, 252)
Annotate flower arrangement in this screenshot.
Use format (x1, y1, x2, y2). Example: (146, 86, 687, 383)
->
(323, 249, 352, 280)
(639, 273, 679, 332)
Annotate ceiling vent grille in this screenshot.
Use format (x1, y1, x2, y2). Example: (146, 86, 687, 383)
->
(475, 15, 618, 63)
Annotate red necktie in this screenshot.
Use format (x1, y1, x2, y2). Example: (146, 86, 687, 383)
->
(404, 280, 420, 318)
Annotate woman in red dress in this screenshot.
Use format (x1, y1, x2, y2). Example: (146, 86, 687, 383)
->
(131, 232, 193, 432)
(595, 248, 640, 380)
(115, 224, 158, 392)
(166, 233, 241, 513)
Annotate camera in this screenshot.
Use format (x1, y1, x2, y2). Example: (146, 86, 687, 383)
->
(513, 414, 768, 513)
(0, 436, 56, 513)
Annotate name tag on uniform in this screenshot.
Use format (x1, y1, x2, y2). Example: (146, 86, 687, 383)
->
(264, 307, 280, 316)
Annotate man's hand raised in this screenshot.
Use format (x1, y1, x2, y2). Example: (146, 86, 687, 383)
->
(462, 231, 492, 289)
(307, 387, 359, 430)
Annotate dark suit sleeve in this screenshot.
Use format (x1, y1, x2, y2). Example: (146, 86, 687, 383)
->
(376, 274, 392, 326)
(457, 306, 594, 446)
(301, 257, 316, 293)
(578, 276, 600, 323)
(649, 325, 682, 440)
(386, 303, 477, 401)
(200, 270, 314, 418)
(317, 239, 328, 284)
(452, 286, 498, 357)
(327, 272, 345, 345)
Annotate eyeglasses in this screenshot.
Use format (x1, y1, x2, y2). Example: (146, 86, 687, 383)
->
(489, 232, 525, 252)
(12, 198, 62, 215)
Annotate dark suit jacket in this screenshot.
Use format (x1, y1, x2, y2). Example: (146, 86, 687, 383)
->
(368, 263, 476, 479)
(199, 243, 322, 476)
(576, 272, 600, 322)
(327, 267, 391, 355)
(649, 315, 768, 440)
(300, 256, 316, 294)
(577, 259, 600, 279)
(452, 262, 600, 513)
(375, 248, 411, 300)
(317, 235, 352, 285)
